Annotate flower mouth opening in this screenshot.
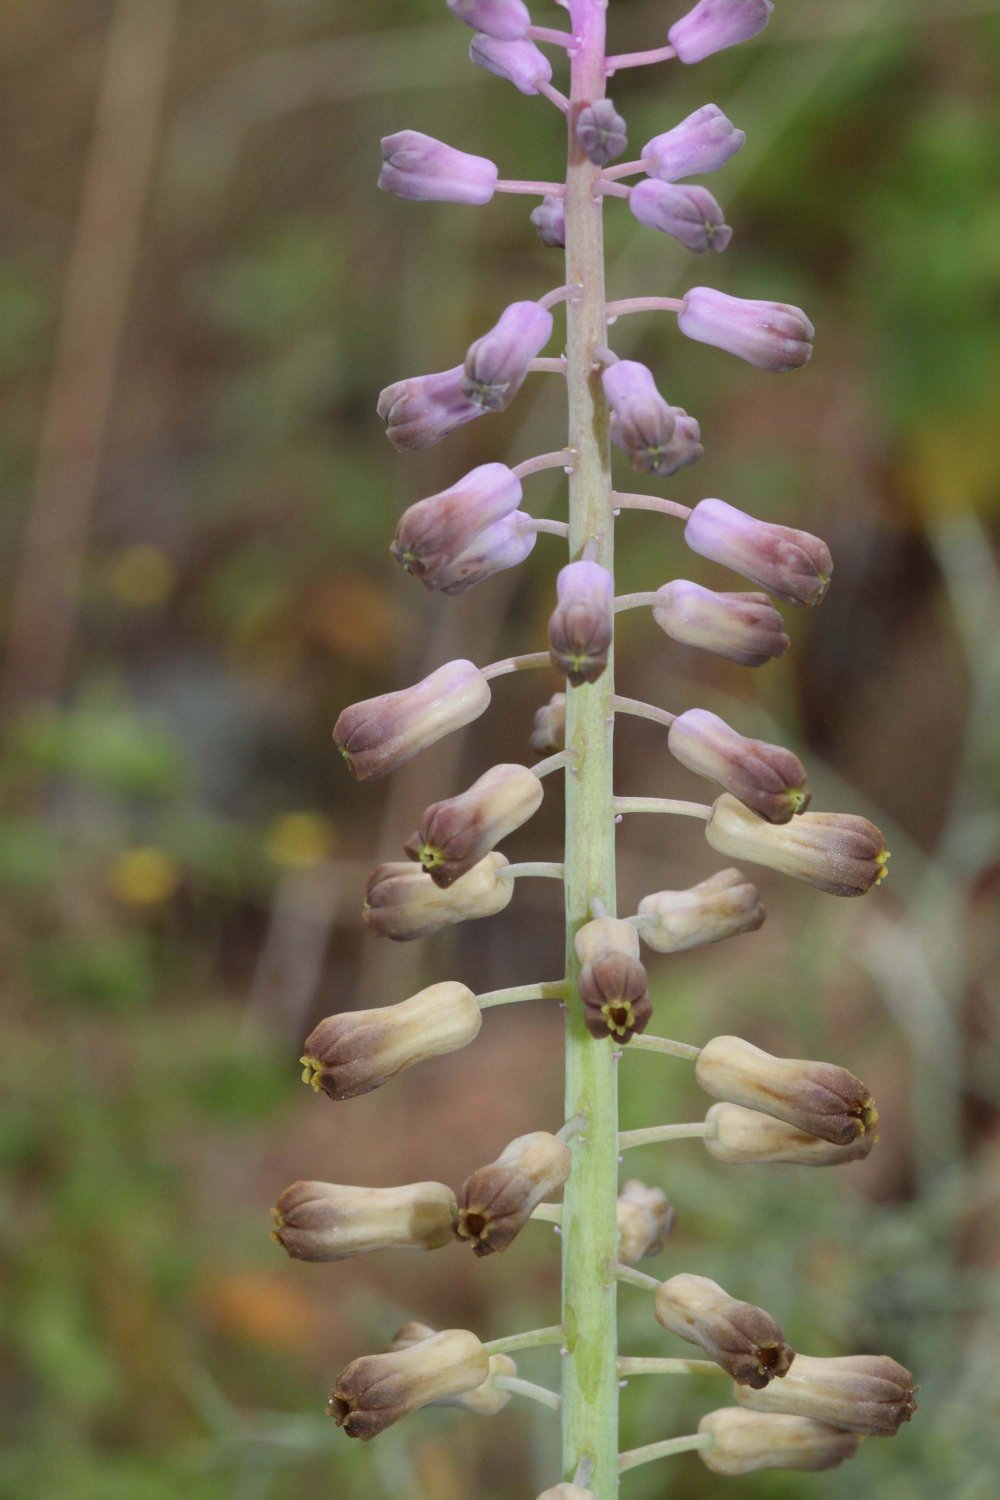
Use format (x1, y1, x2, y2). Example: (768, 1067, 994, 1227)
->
(603, 1001, 635, 1038)
(457, 1207, 492, 1244)
(300, 1056, 324, 1091)
(327, 1395, 353, 1426)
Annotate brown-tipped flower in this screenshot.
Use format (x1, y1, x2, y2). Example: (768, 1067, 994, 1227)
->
(329, 1327, 489, 1440)
(705, 794, 890, 897)
(334, 660, 491, 782)
(669, 709, 810, 824)
(363, 853, 513, 941)
(734, 1353, 918, 1437)
(301, 982, 482, 1100)
(696, 1035, 877, 1148)
(652, 580, 789, 667)
(685, 498, 831, 608)
(705, 1103, 877, 1166)
(654, 1273, 794, 1388)
(636, 869, 765, 954)
(455, 1131, 571, 1256)
(616, 1180, 676, 1265)
(575, 916, 652, 1043)
(272, 1180, 455, 1261)
(530, 691, 567, 755)
(388, 1323, 517, 1414)
(405, 763, 543, 887)
(548, 560, 614, 686)
(698, 1408, 862, 1475)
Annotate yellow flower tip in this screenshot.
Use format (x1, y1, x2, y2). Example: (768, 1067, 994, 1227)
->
(299, 1057, 324, 1091)
(110, 544, 176, 606)
(874, 849, 891, 885)
(265, 812, 336, 869)
(270, 1207, 284, 1225)
(110, 846, 180, 906)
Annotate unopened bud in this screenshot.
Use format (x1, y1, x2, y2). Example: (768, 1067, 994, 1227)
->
(655, 1274, 794, 1387)
(405, 763, 544, 886)
(391, 463, 527, 594)
(602, 361, 674, 474)
(577, 99, 628, 166)
(334, 660, 491, 782)
(678, 287, 814, 372)
(364, 853, 514, 941)
(531, 195, 566, 248)
(706, 794, 890, 897)
(548, 560, 614, 686)
(696, 1035, 877, 1147)
(685, 499, 832, 607)
(329, 1327, 489, 1439)
(734, 1353, 918, 1437)
(698, 1408, 861, 1475)
(575, 916, 653, 1042)
(668, 709, 809, 823)
(302, 982, 482, 1100)
(617, 1180, 676, 1265)
(463, 301, 554, 412)
(272, 1180, 456, 1261)
(388, 1324, 517, 1414)
(470, 34, 553, 93)
(530, 691, 567, 754)
(456, 1131, 571, 1256)
(378, 365, 485, 450)
(637, 868, 765, 954)
(705, 1102, 877, 1166)
(629, 180, 732, 254)
(448, 0, 531, 41)
(379, 129, 498, 204)
(652, 579, 790, 667)
(669, 0, 774, 66)
(641, 104, 745, 182)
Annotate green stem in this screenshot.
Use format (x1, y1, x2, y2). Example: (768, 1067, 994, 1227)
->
(612, 1263, 660, 1293)
(618, 1434, 712, 1474)
(493, 1375, 563, 1412)
(561, 6, 619, 1496)
(626, 1034, 701, 1061)
(477, 980, 568, 1010)
(618, 1357, 726, 1378)
(618, 1122, 716, 1151)
(484, 1326, 565, 1358)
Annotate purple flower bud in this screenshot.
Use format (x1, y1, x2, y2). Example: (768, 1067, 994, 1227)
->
(530, 195, 566, 248)
(706, 795, 890, 898)
(334, 660, 491, 781)
(641, 104, 745, 182)
(455, 1131, 571, 1256)
(685, 499, 832, 607)
(470, 34, 553, 93)
(668, 708, 810, 823)
(655, 1274, 794, 1388)
(404, 762, 544, 886)
(378, 365, 485, 451)
(447, 0, 531, 41)
(576, 917, 653, 1043)
(378, 129, 498, 204)
(391, 463, 527, 594)
(530, 691, 566, 754)
(629, 180, 732, 254)
(330, 1327, 490, 1439)
(463, 301, 554, 411)
(678, 287, 814, 372)
(576, 99, 628, 167)
(652, 580, 790, 667)
(548, 560, 615, 686)
(669, 0, 774, 65)
(363, 853, 514, 941)
(602, 360, 674, 473)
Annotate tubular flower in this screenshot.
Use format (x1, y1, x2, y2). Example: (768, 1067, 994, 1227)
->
(734, 1354, 918, 1437)
(577, 100, 629, 166)
(455, 1131, 572, 1256)
(470, 34, 554, 94)
(390, 463, 527, 593)
(447, 0, 531, 40)
(576, 916, 653, 1042)
(364, 853, 514, 941)
(405, 762, 544, 886)
(377, 366, 486, 450)
(548, 560, 615, 685)
(668, 708, 810, 823)
(669, 1, 775, 66)
(696, 1035, 877, 1147)
(530, 691, 567, 754)
(685, 498, 832, 607)
(641, 104, 745, 181)
(378, 129, 498, 204)
(678, 287, 814, 372)
(301, 982, 482, 1100)
(654, 1274, 795, 1388)
(616, 1179, 676, 1265)
(272, 1180, 456, 1261)
(334, 660, 491, 782)
(636, 868, 765, 954)
(463, 300, 555, 411)
(329, 1327, 490, 1440)
(652, 579, 790, 666)
(706, 794, 890, 897)
(388, 1324, 517, 1414)
(531, 194, 566, 248)
(602, 360, 672, 472)
(629, 180, 732, 254)
(705, 1102, 878, 1166)
(698, 1408, 862, 1475)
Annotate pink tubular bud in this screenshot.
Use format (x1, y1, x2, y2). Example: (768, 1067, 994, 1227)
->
(705, 1102, 877, 1166)
(678, 286, 814, 372)
(463, 301, 554, 411)
(575, 916, 653, 1043)
(669, 0, 774, 65)
(577, 99, 629, 167)
(668, 708, 810, 823)
(617, 1180, 676, 1265)
(404, 762, 544, 886)
(652, 579, 790, 667)
(655, 1273, 794, 1388)
(390, 463, 533, 594)
(272, 1180, 456, 1261)
(685, 499, 832, 607)
(733, 1354, 918, 1437)
(470, 34, 553, 94)
(696, 1035, 878, 1148)
(455, 1130, 572, 1256)
(603, 360, 694, 478)
(531, 195, 566, 248)
(447, 0, 531, 41)
(636, 868, 765, 954)
(363, 853, 514, 941)
(698, 1409, 861, 1475)
(641, 104, 745, 182)
(378, 129, 498, 204)
(377, 365, 485, 451)
(548, 560, 615, 686)
(530, 691, 566, 754)
(629, 180, 732, 254)
(333, 660, 491, 782)
(329, 1327, 490, 1439)
(706, 794, 890, 897)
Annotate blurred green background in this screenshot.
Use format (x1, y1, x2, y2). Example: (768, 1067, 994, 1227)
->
(2, 1, 999, 1497)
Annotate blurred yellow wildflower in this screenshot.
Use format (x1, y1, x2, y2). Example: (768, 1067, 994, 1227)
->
(265, 811, 336, 868)
(111, 846, 181, 905)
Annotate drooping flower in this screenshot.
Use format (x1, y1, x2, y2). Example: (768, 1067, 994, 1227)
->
(576, 916, 653, 1042)
(447, 0, 531, 41)
(685, 499, 832, 607)
(616, 1180, 676, 1265)
(329, 1327, 490, 1439)
(388, 1323, 517, 1414)
(641, 104, 745, 181)
(678, 287, 814, 372)
(602, 360, 704, 476)
(390, 464, 534, 594)
(463, 301, 554, 411)
(576, 100, 628, 166)
(470, 33, 553, 94)
(698, 1408, 861, 1474)
(377, 365, 485, 450)
(629, 180, 732, 254)
(705, 794, 890, 897)
(531, 194, 566, 248)
(455, 1131, 571, 1255)
(530, 691, 567, 754)
(655, 1273, 795, 1387)
(364, 853, 514, 940)
(704, 1102, 877, 1166)
(334, 660, 491, 781)
(379, 129, 499, 203)
(272, 1180, 456, 1261)
(667, 708, 810, 823)
(696, 1035, 877, 1147)
(636, 868, 765, 953)
(651, 579, 790, 667)
(405, 762, 544, 886)
(548, 560, 615, 685)
(669, 0, 774, 66)
(734, 1354, 918, 1437)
